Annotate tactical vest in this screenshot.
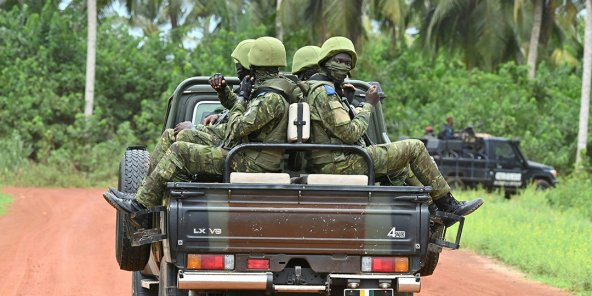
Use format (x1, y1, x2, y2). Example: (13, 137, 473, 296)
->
(238, 79, 291, 172)
(253, 75, 305, 104)
(305, 80, 366, 166)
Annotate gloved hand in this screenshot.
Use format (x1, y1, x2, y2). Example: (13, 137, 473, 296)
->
(237, 75, 254, 101)
(209, 73, 226, 93)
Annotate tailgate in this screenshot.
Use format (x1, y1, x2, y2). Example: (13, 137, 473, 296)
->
(168, 183, 430, 256)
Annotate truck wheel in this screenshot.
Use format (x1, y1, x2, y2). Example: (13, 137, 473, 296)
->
(159, 260, 188, 296)
(534, 179, 551, 191)
(133, 271, 158, 296)
(115, 148, 151, 271)
(418, 224, 444, 276)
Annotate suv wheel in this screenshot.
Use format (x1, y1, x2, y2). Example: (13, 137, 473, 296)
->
(534, 179, 551, 191)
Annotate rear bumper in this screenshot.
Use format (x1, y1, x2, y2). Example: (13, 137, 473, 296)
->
(177, 272, 421, 293)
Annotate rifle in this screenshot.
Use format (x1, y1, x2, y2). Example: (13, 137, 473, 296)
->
(343, 85, 373, 146)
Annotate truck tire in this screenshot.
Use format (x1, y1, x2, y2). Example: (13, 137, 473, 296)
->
(133, 271, 158, 296)
(534, 179, 551, 191)
(115, 148, 151, 271)
(159, 260, 188, 296)
(418, 224, 444, 276)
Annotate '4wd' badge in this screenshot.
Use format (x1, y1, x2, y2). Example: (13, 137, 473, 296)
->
(387, 227, 406, 239)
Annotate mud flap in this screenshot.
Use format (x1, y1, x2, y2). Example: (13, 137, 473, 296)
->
(131, 206, 166, 247)
(430, 211, 464, 250)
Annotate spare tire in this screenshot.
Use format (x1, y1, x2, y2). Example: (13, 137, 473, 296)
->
(115, 148, 151, 271)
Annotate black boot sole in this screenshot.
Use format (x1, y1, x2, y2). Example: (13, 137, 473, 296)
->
(103, 192, 134, 214)
(453, 199, 484, 217)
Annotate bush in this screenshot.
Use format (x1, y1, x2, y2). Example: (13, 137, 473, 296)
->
(0, 132, 31, 175)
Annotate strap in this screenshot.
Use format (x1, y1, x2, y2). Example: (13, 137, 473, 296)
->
(296, 103, 304, 143)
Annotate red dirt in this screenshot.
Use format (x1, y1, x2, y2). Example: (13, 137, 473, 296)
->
(0, 187, 572, 296)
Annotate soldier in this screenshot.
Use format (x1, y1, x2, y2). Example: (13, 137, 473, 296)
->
(148, 39, 255, 173)
(103, 36, 291, 214)
(306, 36, 483, 218)
(439, 116, 455, 139)
(291, 46, 322, 81)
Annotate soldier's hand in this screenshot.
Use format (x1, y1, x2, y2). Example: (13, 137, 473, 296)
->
(202, 114, 219, 125)
(174, 121, 193, 136)
(209, 73, 226, 92)
(365, 85, 380, 106)
(238, 75, 254, 100)
(342, 83, 355, 92)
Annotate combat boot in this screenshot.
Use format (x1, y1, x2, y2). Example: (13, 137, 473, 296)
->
(434, 193, 483, 217)
(103, 190, 146, 214)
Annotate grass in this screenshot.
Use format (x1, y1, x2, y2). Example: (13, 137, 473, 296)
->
(451, 187, 592, 295)
(0, 192, 13, 216)
(0, 163, 116, 188)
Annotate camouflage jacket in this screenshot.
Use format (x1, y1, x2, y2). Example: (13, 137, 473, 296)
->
(307, 81, 374, 166)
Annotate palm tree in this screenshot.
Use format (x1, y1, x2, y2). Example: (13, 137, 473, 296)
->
(367, 0, 409, 51)
(419, 0, 522, 70)
(527, 0, 543, 80)
(84, 0, 97, 117)
(280, 0, 365, 47)
(576, 0, 591, 166)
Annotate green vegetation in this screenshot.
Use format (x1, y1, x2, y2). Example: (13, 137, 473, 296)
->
(0, 3, 589, 186)
(452, 175, 592, 295)
(0, 193, 12, 216)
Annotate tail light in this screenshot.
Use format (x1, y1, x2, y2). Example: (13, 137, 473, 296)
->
(361, 256, 409, 273)
(247, 258, 270, 270)
(187, 254, 234, 270)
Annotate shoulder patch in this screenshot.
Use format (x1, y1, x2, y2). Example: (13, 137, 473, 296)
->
(323, 84, 336, 95)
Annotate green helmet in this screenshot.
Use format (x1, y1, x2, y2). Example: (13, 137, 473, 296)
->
(318, 36, 357, 69)
(231, 39, 255, 69)
(291, 46, 322, 74)
(248, 36, 287, 68)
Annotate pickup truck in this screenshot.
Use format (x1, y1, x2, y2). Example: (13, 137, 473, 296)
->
(421, 131, 557, 194)
(113, 77, 463, 296)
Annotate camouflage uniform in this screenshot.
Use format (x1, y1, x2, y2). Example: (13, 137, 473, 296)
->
(148, 125, 226, 173)
(147, 40, 256, 173)
(136, 36, 290, 208)
(137, 88, 289, 207)
(306, 82, 450, 199)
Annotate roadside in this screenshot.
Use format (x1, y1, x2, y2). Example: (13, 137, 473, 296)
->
(0, 187, 572, 296)
(0, 192, 11, 215)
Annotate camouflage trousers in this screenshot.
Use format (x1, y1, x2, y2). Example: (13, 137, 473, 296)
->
(314, 139, 450, 199)
(149, 127, 224, 173)
(137, 141, 275, 208)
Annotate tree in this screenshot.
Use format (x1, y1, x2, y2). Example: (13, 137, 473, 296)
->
(84, 0, 97, 117)
(280, 0, 365, 47)
(420, 0, 522, 70)
(576, 0, 592, 166)
(527, 0, 543, 80)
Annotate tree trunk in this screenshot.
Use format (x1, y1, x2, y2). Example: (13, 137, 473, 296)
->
(276, 0, 283, 40)
(84, 0, 97, 117)
(527, 0, 543, 80)
(576, 0, 592, 166)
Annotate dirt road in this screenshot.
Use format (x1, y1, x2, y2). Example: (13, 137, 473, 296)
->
(0, 187, 571, 296)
